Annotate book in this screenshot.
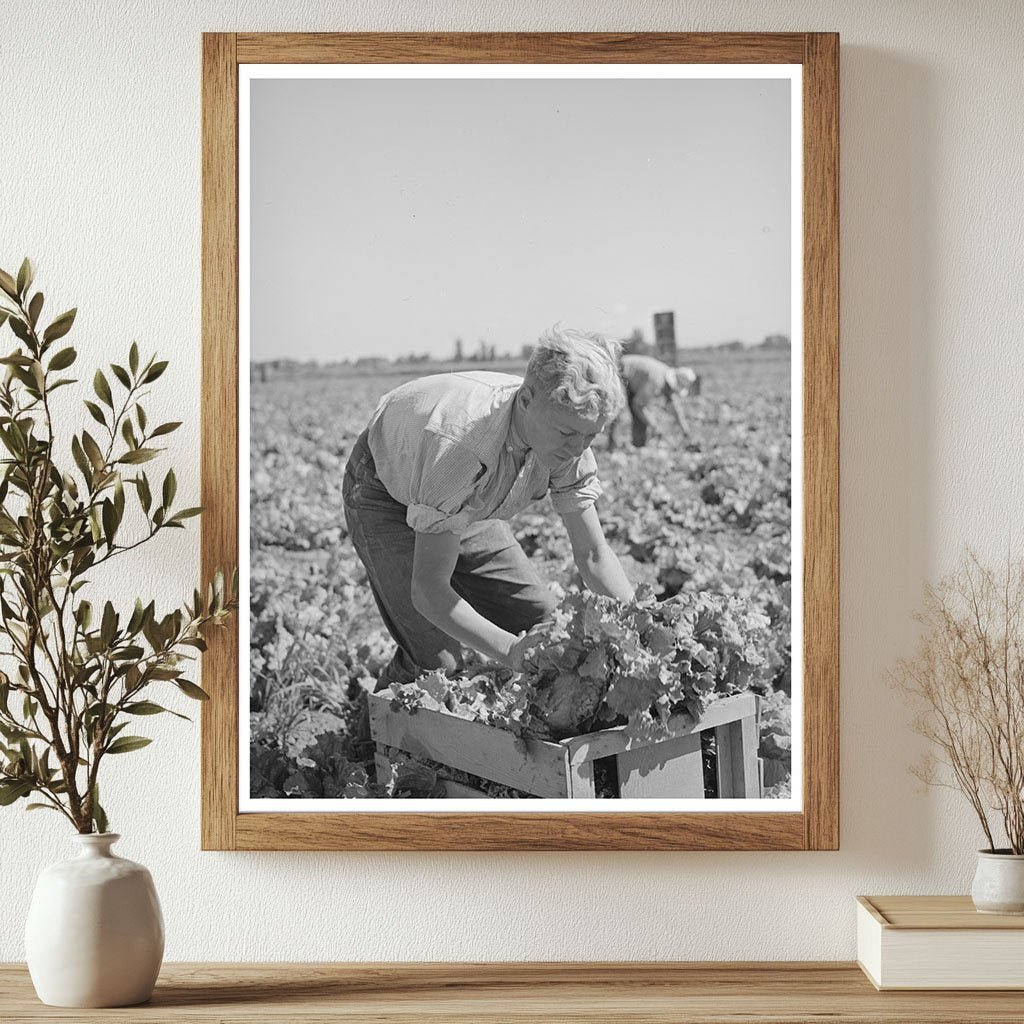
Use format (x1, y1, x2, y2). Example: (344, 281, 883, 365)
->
(857, 895, 1024, 990)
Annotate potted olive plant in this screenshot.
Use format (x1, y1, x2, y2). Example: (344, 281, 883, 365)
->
(894, 552, 1024, 914)
(0, 259, 235, 1006)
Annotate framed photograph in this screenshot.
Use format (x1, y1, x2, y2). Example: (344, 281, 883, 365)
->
(201, 32, 838, 851)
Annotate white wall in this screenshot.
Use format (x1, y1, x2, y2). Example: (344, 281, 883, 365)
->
(2, 0, 1022, 961)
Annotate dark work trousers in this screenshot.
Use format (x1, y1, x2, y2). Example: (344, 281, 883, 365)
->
(626, 381, 652, 448)
(342, 430, 557, 690)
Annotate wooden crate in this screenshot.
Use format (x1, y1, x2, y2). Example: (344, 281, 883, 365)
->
(368, 691, 761, 799)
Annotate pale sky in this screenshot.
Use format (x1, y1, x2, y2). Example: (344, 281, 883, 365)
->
(250, 76, 791, 362)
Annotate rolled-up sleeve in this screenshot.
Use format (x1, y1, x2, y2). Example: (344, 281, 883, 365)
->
(548, 447, 603, 516)
(405, 432, 486, 534)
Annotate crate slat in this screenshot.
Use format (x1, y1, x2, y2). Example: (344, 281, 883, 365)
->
(567, 759, 596, 798)
(715, 715, 761, 798)
(368, 693, 570, 797)
(617, 730, 704, 798)
(564, 693, 759, 765)
(441, 779, 490, 799)
(373, 747, 394, 790)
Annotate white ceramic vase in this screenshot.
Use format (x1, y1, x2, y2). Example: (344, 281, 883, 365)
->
(971, 849, 1024, 915)
(25, 833, 164, 1007)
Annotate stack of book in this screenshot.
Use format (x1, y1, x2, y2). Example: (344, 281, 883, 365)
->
(857, 895, 1024, 990)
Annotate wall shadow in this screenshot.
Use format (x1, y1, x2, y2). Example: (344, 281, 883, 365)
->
(837, 45, 937, 873)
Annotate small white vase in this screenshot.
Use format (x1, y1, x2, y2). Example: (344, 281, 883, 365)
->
(971, 849, 1024, 915)
(25, 833, 164, 1007)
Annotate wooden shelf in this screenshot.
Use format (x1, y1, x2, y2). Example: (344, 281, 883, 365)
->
(3, 962, 1024, 1022)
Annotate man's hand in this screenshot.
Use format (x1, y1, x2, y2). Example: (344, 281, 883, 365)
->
(504, 631, 534, 671)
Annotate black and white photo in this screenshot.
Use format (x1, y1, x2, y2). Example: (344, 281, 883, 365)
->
(241, 66, 801, 810)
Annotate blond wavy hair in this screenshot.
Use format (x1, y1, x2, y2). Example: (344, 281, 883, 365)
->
(525, 327, 625, 420)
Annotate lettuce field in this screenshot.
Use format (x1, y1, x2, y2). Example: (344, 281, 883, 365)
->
(249, 349, 793, 800)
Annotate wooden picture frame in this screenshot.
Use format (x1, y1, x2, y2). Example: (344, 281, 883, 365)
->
(201, 32, 839, 851)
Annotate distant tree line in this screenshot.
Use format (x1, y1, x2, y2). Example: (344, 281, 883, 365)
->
(620, 329, 790, 358)
(250, 330, 790, 381)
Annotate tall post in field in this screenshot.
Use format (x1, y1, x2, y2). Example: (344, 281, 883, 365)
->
(653, 311, 677, 366)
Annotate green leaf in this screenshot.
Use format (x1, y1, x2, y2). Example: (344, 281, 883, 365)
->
(26, 802, 61, 813)
(16, 258, 34, 298)
(27, 292, 43, 329)
(123, 700, 165, 714)
(9, 366, 36, 397)
(88, 507, 101, 545)
(110, 644, 144, 661)
(43, 308, 76, 344)
(124, 700, 188, 722)
(100, 601, 117, 647)
(83, 701, 114, 728)
(113, 475, 125, 522)
(0, 722, 27, 742)
(0, 269, 18, 300)
(9, 317, 32, 345)
(162, 468, 176, 509)
(150, 421, 182, 438)
(71, 435, 92, 483)
(176, 679, 210, 701)
(148, 666, 182, 681)
(110, 363, 131, 389)
(121, 418, 137, 450)
(141, 615, 161, 652)
(101, 498, 117, 546)
(91, 785, 108, 834)
(76, 596, 94, 631)
(83, 400, 107, 428)
(136, 404, 147, 432)
(93, 369, 113, 409)
(135, 472, 152, 513)
(0, 779, 33, 805)
(0, 352, 33, 367)
(105, 735, 152, 755)
(129, 342, 139, 375)
(142, 360, 168, 384)
(72, 543, 96, 573)
(48, 346, 77, 371)
(168, 507, 203, 525)
(118, 448, 158, 465)
(81, 431, 105, 472)
(126, 598, 146, 635)
(0, 428, 19, 459)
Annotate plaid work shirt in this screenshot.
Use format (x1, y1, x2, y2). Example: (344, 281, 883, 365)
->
(366, 371, 602, 534)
